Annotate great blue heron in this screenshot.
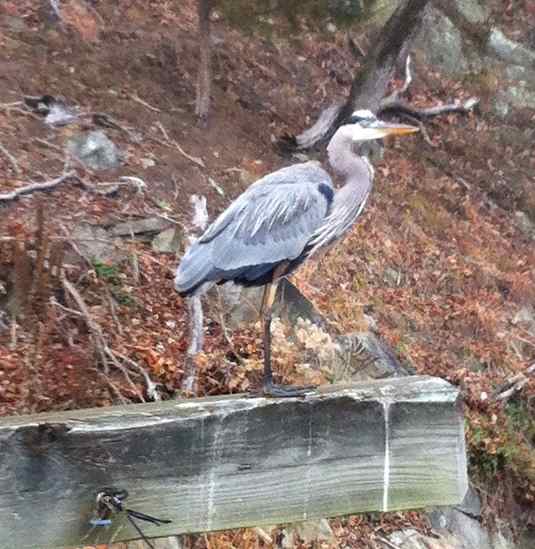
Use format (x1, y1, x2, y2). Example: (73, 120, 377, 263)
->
(175, 110, 418, 396)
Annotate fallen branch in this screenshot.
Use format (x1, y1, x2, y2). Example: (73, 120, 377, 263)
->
(0, 171, 78, 202)
(61, 276, 160, 402)
(180, 194, 211, 394)
(89, 176, 147, 196)
(492, 363, 535, 401)
(374, 51, 478, 122)
(380, 96, 480, 120)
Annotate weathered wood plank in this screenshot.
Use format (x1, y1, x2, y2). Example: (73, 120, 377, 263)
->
(0, 376, 467, 548)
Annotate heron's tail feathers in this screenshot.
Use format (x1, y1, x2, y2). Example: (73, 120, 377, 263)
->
(174, 243, 215, 297)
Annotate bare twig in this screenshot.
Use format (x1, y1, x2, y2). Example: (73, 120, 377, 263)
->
(154, 122, 206, 168)
(61, 277, 146, 402)
(398, 112, 435, 146)
(91, 367, 130, 405)
(0, 103, 42, 120)
(0, 171, 78, 202)
(381, 54, 413, 106)
(129, 93, 161, 113)
(112, 350, 161, 401)
(375, 535, 402, 549)
(50, 297, 84, 317)
(347, 32, 366, 58)
(49, 0, 62, 21)
(9, 318, 17, 350)
(0, 142, 21, 175)
(254, 528, 273, 545)
(32, 137, 64, 154)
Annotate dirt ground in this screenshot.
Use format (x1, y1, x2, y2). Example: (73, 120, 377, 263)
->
(1, 0, 534, 547)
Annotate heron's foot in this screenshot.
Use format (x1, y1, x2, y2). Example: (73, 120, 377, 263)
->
(260, 379, 316, 398)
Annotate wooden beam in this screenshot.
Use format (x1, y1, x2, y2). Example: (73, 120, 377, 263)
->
(0, 376, 467, 548)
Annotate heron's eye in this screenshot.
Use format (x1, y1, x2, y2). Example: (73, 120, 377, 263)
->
(348, 114, 376, 126)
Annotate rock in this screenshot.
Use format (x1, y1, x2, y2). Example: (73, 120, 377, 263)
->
(413, 1, 490, 75)
(293, 518, 336, 545)
(428, 495, 517, 549)
(218, 278, 329, 332)
(110, 217, 172, 237)
(383, 266, 403, 286)
(512, 306, 535, 333)
(495, 82, 535, 116)
(218, 283, 264, 329)
(140, 157, 156, 169)
(455, 0, 490, 24)
(455, 485, 482, 518)
(45, 99, 79, 127)
(488, 29, 535, 68)
(69, 223, 124, 264)
(519, 529, 535, 549)
(389, 528, 463, 549)
(152, 226, 182, 254)
(66, 130, 121, 170)
(410, 0, 535, 116)
(335, 331, 411, 382)
(325, 22, 337, 33)
(274, 279, 330, 331)
(1, 15, 27, 32)
(415, 10, 471, 74)
(219, 278, 411, 383)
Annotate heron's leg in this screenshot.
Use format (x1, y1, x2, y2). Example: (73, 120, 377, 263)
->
(260, 281, 277, 387)
(259, 280, 314, 398)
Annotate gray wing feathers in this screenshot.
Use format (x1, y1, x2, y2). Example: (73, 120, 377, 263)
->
(175, 162, 332, 293)
(210, 182, 328, 270)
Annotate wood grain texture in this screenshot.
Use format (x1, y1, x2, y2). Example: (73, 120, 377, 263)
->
(0, 376, 467, 548)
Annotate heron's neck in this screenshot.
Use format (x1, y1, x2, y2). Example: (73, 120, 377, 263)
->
(327, 126, 374, 188)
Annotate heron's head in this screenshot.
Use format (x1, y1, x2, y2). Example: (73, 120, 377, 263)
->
(346, 110, 419, 142)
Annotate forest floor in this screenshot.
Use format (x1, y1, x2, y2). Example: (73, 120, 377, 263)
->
(0, 1, 534, 548)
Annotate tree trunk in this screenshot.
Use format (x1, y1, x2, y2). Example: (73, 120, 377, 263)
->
(195, 0, 213, 124)
(281, 0, 431, 151)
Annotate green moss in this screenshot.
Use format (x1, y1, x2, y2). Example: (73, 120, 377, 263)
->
(92, 260, 120, 283)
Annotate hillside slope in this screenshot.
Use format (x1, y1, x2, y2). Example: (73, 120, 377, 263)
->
(1, 1, 534, 546)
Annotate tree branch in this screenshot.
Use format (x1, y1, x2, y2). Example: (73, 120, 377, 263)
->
(380, 96, 479, 119)
(279, 0, 432, 151)
(0, 171, 78, 202)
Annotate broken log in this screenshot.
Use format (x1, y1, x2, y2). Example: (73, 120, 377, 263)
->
(0, 376, 467, 548)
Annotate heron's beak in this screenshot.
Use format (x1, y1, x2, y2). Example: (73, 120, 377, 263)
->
(352, 121, 419, 141)
(380, 122, 420, 137)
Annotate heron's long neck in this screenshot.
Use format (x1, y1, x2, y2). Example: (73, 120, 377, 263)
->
(308, 127, 374, 254)
(327, 125, 374, 199)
